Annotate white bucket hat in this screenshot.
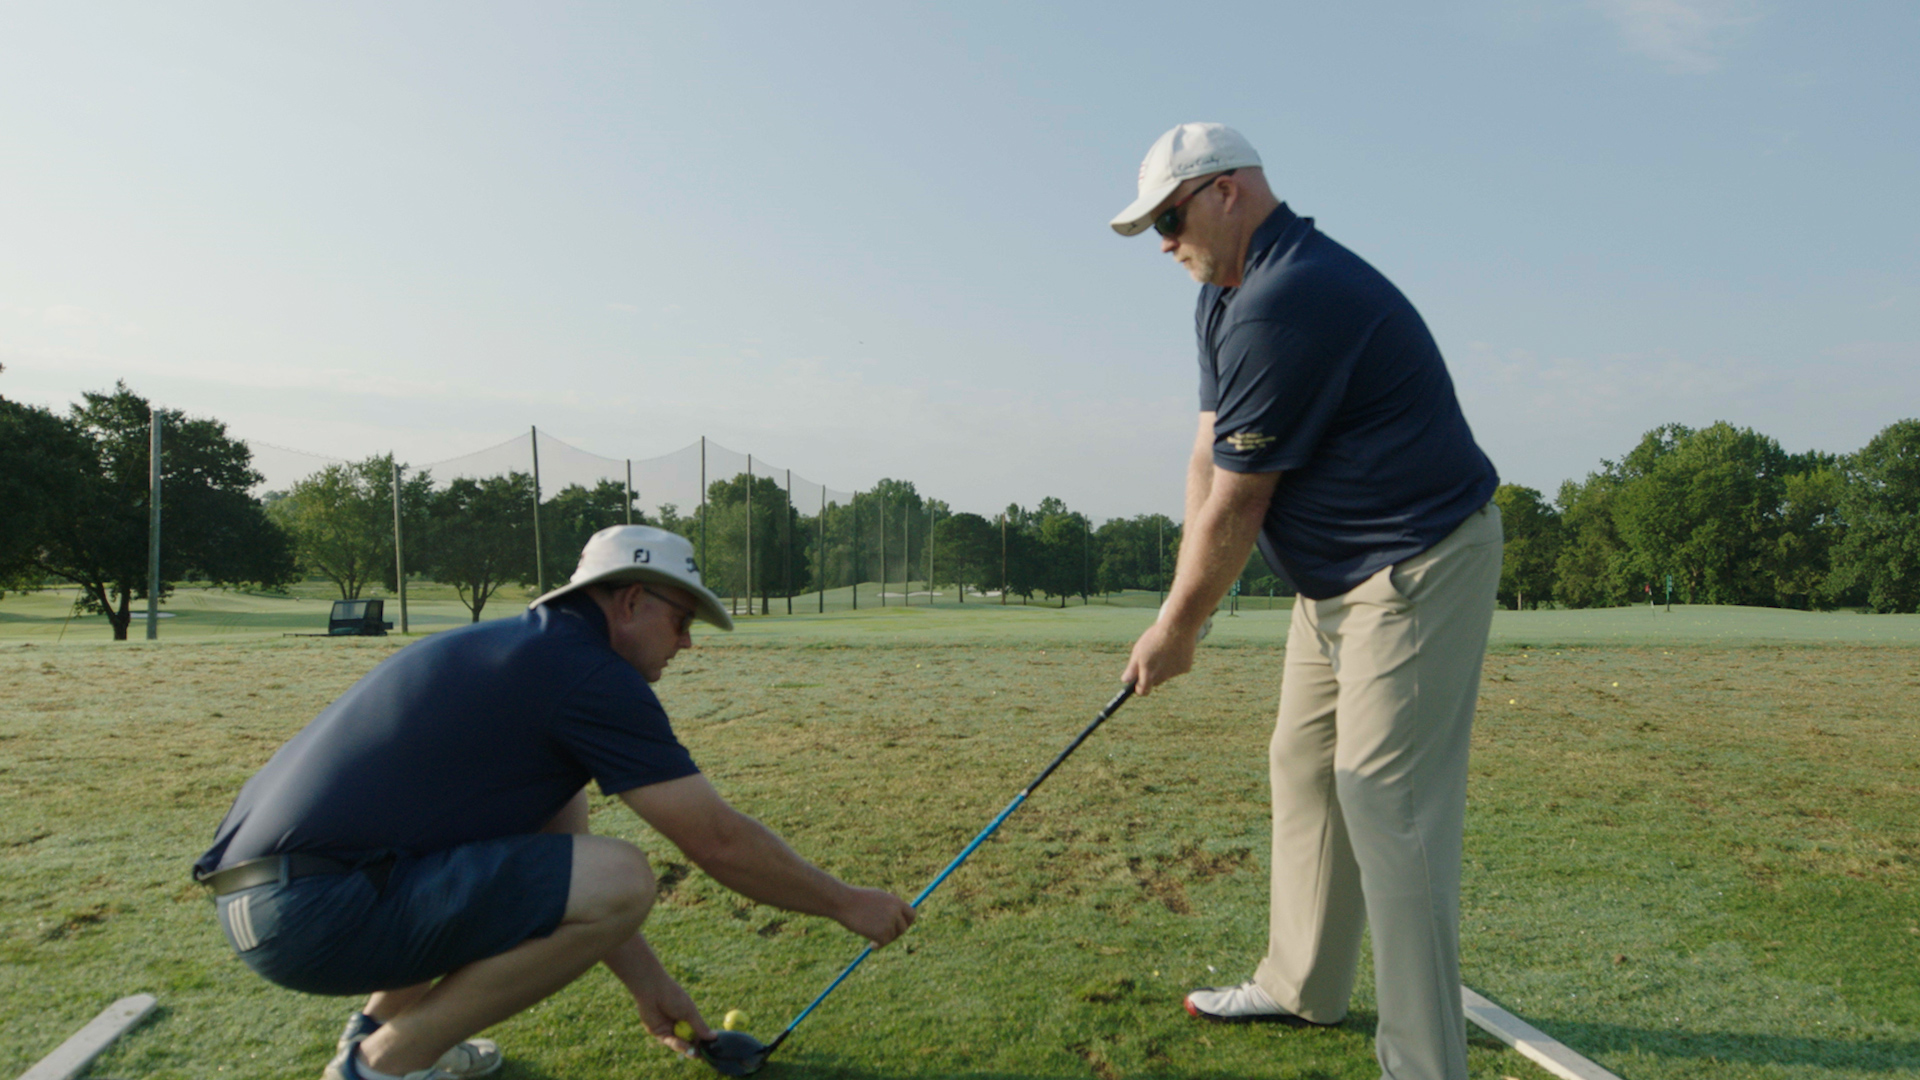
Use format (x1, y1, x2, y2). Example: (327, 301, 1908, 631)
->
(529, 525, 733, 631)
(1109, 122, 1263, 237)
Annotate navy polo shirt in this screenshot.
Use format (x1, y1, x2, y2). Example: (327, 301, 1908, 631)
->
(195, 594, 699, 875)
(1198, 204, 1497, 600)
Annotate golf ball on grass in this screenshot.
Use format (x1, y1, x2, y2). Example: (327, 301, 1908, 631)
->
(723, 1009, 750, 1031)
(674, 1021, 693, 1041)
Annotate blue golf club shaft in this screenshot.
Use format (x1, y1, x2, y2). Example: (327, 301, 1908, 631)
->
(763, 682, 1136, 1056)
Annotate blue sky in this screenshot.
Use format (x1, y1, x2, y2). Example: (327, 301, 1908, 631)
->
(3, 2, 1915, 521)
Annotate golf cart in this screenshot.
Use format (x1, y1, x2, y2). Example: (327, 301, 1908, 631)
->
(328, 598, 393, 636)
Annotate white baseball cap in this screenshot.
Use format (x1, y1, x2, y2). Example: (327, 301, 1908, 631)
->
(529, 525, 734, 631)
(1109, 122, 1263, 237)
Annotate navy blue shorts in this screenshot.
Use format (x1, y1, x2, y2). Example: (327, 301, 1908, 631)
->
(215, 834, 572, 995)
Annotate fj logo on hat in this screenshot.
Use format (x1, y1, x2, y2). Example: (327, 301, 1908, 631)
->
(1226, 430, 1276, 452)
(632, 549, 651, 564)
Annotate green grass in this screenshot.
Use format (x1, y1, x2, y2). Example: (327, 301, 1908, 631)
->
(2, 614, 1916, 1079)
(10, 584, 1919, 650)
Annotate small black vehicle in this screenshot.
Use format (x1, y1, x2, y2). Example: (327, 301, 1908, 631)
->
(328, 598, 393, 636)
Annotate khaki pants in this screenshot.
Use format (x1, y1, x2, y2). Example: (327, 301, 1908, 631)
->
(1252, 502, 1501, 1080)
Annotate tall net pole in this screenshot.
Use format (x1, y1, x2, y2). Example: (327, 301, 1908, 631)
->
(1158, 518, 1165, 604)
(699, 436, 707, 577)
(392, 455, 409, 634)
(145, 407, 163, 641)
(746, 455, 754, 617)
(785, 469, 793, 616)
(530, 426, 547, 597)
(1000, 512, 1008, 606)
(625, 459, 633, 525)
(850, 491, 859, 611)
(927, 504, 935, 606)
(903, 502, 911, 605)
(879, 496, 887, 607)
(817, 485, 825, 614)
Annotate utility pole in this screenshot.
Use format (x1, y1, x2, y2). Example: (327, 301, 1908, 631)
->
(785, 469, 793, 616)
(392, 455, 409, 634)
(746, 455, 754, 617)
(530, 426, 546, 596)
(699, 436, 707, 577)
(145, 408, 163, 641)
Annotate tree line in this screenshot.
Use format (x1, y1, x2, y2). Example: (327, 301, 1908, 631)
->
(7, 379, 1916, 641)
(1495, 419, 1920, 613)
(0, 381, 1209, 637)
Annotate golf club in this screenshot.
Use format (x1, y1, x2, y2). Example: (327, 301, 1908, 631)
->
(696, 680, 1140, 1075)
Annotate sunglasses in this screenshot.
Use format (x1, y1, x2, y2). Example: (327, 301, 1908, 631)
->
(1153, 169, 1236, 238)
(641, 586, 697, 635)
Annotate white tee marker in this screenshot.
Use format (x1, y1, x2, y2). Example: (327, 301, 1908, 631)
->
(1462, 986, 1624, 1080)
(18, 993, 157, 1080)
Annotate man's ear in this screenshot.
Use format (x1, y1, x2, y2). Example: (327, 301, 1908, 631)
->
(617, 582, 647, 617)
(1219, 174, 1243, 213)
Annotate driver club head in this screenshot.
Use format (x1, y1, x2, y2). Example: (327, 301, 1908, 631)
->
(696, 1030, 772, 1076)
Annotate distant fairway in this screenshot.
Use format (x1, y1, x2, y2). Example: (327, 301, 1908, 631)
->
(3, 597, 1916, 1080)
(7, 584, 1919, 649)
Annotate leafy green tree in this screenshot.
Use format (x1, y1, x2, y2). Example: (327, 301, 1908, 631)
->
(803, 496, 862, 594)
(21, 383, 295, 639)
(1612, 423, 1793, 606)
(1553, 472, 1631, 608)
(1094, 514, 1180, 594)
(1033, 499, 1091, 606)
(997, 503, 1046, 604)
(423, 473, 538, 622)
(1492, 484, 1562, 609)
(1772, 460, 1845, 609)
(1826, 419, 1920, 613)
(932, 511, 996, 601)
(698, 472, 808, 613)
(272, 456, 432, 600)
(864, 478, 925, 588)
(0, 394, 92, 589)
(542, 480, 643, 586)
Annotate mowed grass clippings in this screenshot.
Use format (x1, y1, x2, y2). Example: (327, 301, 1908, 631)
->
(0, 633, 1911, 1079)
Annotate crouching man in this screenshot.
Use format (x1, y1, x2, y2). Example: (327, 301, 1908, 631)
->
(194, 526, 914, 1080)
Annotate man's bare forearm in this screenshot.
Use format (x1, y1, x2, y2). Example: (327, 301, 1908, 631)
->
(687, 808, 852, 918)
(602, 932, 669, 997)
(1183, 412, 1217, 532)
(1162, 466, 1277, 633)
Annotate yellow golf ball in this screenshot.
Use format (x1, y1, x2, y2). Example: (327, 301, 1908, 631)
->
(723, 1009, 750, 1031)
(673, 1021, 693, 1041)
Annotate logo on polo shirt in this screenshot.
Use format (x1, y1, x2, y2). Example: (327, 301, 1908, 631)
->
(1225, 430, 1276, 453)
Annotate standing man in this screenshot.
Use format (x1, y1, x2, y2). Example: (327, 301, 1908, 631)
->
(194, 526, 914, 1080)
(1111, 123, 1502, 1080)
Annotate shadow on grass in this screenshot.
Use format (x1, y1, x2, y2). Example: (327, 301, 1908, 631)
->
(1535, 1018, 1919, 1073)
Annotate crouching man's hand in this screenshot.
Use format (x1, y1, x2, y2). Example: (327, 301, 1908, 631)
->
(603, 935, 712, 1058)
(838, 886, 915, 948)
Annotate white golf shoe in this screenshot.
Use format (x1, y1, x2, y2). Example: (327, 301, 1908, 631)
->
(334, 1015, 502, 1079)
(1183, 981, 1329, 1026)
